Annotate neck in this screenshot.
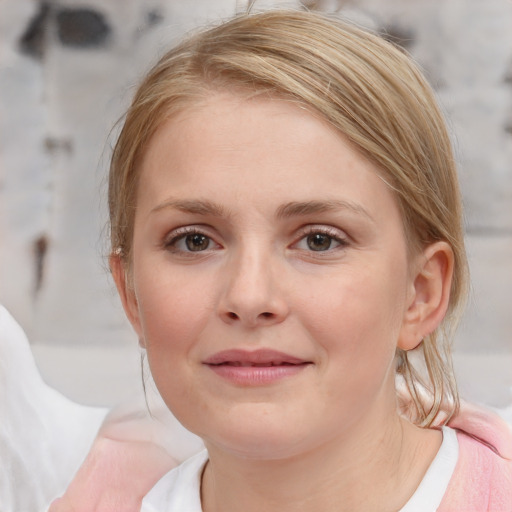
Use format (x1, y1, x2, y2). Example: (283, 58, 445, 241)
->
(201, 412, 441, 512)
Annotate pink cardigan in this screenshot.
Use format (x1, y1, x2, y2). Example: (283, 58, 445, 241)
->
(438, 403, 512, 511)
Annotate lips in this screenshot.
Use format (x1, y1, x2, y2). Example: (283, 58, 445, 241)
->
(203, 349, 311, 386)
(203, 349, 308, 367)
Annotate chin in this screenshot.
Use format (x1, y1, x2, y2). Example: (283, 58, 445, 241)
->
(199, 417, 312, 461)
(168, 396, 321, 460)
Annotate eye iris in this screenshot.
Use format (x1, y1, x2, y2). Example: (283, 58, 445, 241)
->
(307, 233, 331, 251)
(185, 234, 209, 251)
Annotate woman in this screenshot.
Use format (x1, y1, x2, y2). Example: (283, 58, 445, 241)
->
(52, 10, 512, 512)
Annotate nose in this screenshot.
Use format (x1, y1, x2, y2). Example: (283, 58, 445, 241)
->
(218, 245, 289, 328)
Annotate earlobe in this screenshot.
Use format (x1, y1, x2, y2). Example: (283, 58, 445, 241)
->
(109, 253, 145, 344)
(397, 241, 454, 351)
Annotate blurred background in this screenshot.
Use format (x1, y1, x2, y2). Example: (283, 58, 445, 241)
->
(1, 0, 511, 410)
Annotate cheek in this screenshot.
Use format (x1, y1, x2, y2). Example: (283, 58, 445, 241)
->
(134, 269, 213, 423)
(133, 262, 216, 368)
(300, 261, 408, 378)
(305, 269, 405, 342)
(301, 269, 407, 426)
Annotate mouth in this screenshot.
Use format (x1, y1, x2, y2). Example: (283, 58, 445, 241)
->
(203, 349, 312, 386)
(203, 349, 310, 367)
(214, 361, 305, 367)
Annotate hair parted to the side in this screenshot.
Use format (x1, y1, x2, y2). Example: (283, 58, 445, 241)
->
(109, 10, 469, 427)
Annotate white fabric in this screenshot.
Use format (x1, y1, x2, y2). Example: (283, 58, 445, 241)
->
(141, 449, 207, 512)
(399, 426, 459, 512)
(142, 428, 459, 512)
(0, 306, 108, 512)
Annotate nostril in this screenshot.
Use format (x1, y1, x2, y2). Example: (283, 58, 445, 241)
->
(227, 312, 238, 320)
(261, 312, 273, 318)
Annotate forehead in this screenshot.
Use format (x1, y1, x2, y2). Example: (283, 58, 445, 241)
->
(136, 92, 402, 226)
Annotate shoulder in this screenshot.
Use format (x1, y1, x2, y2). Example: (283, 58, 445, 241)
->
(141, 449, 208, 512)
(438, 430, 512, 511)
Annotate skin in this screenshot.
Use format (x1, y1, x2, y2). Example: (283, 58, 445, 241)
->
(112, 92, 454, 512)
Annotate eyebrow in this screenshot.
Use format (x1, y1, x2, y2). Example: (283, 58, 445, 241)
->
(150, 198, 373, 222)
(276, 200, 374, 222)
(151, 199, 227, 217)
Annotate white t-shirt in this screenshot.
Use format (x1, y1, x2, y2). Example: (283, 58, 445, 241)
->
(141, 426, 459, 512)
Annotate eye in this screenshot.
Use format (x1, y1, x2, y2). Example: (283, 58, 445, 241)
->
(165, 228, 219, 253)
(294, 228, 347, 252)
(306, 233, 334, 251)
(183, 233, 211, 251)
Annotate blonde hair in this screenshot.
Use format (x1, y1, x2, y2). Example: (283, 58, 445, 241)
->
(109, 10, 469, 427)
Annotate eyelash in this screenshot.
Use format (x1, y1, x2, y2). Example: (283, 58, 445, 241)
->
(163, 225, 349, 255)
(294, 226, 349, 253)
(163, 226, 220, 254)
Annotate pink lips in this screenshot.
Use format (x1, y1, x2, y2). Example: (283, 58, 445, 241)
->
(203, 349, 311, 386)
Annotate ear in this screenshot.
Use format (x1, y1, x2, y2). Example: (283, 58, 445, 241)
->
(109, 253, 145, 346)
(398, 241, 454, 351)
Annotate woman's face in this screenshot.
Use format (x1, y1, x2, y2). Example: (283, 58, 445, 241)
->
(120, 93, 419, 459)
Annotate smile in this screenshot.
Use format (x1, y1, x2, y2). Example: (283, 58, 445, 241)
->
(217, 361, 301, 367)
(203, 349, 312, 386)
